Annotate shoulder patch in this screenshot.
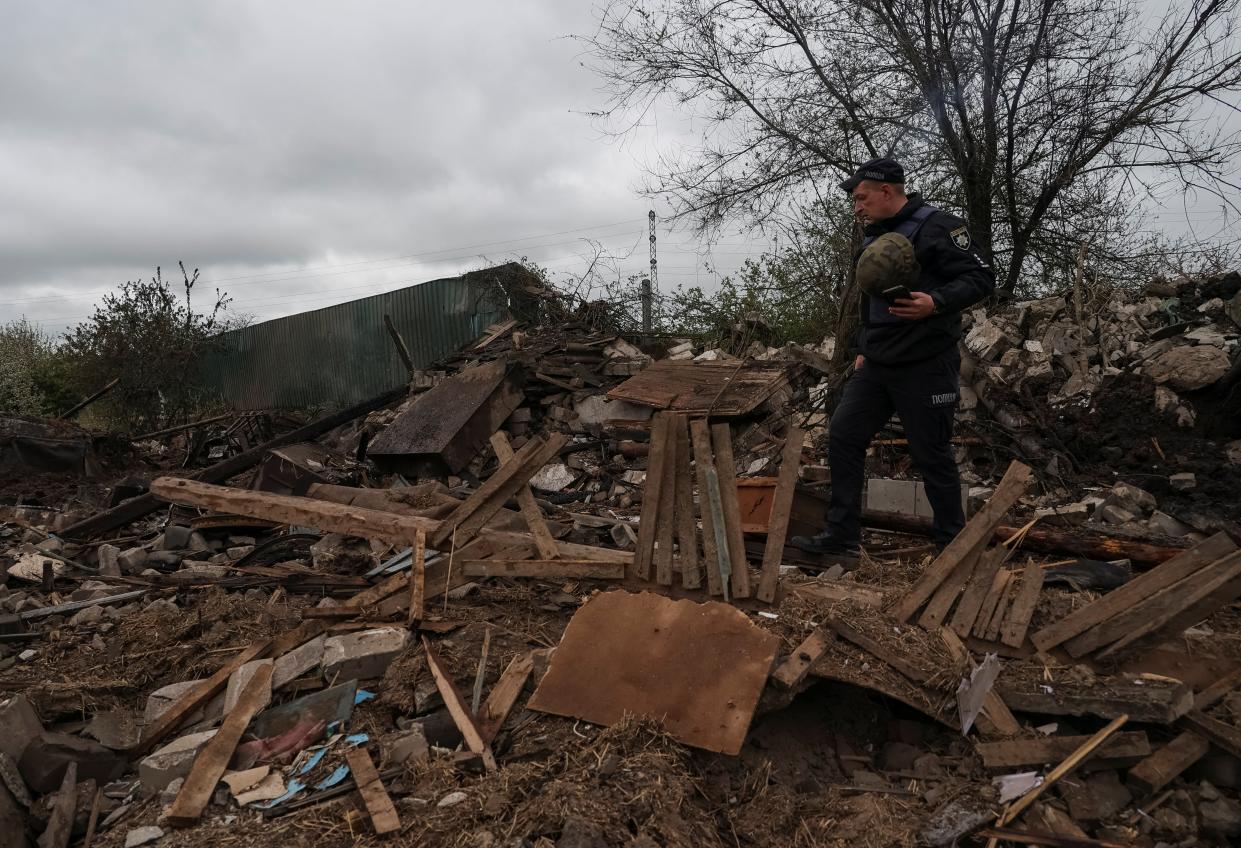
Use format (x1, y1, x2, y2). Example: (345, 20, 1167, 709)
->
(950, 226, 971, 250)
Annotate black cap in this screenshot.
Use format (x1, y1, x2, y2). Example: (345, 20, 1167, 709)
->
(840, 157, 905, 193)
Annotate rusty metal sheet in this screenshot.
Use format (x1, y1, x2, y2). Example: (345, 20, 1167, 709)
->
(528, 590, 779, 754)
(368, 359, 524, 475)
(606, 360, 790, 416)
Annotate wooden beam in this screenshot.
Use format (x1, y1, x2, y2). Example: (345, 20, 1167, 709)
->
(491, 432, 559, 560)
(406, 529, 425, 627)
(997, 682, 1192, 724)
(1128, 731, 1210, 795)
(421, 637, 498, 771)
(132, 639, 271, 755)
(633, 414, 674, 581)
(150, 477, 437, 548)
(973, 570, 1013, 639)
(770, 627, 833, 690)
(478, 651, 537, 743)
(939, 627, 1021, 737)
(1094, 551, 1241, 660)
(672, 415, 702, 590)
(828, 617, 931, 685)
(790, 580, 886, 609)
(949, 545, 1005, 638)
(756, 427, 805, 604)
(62, 386, 407, 541)
(689, 418, 724, 596)
(37, 762, 76, 848)
(344, 747, 401, 834)
(383, 313, 415, 373)
(893, 460, 1031, 622)
(976, 732, 1151, 770)
(430, 434, 569, 549)
(1182, 711, 1241, 760)
(654, 415, 679, 585)
(166, 663, 274, 826)
(461, 560, 625, 579)
(1000, 561, 1045, 648)
(918, 547, 983, 630)
(711, 422, 751, 599)
(995, 715, 1129, 829)
(1031, 532, 1238, 654)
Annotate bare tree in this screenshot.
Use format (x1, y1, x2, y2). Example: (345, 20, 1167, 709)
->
(586, 0, 1241, 294)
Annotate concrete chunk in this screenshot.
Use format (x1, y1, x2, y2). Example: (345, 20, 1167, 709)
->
(0, 695, 43, 763)
(224, 659, 273, 714)
(18, 731, 125, 794)
(97, 544, 122, 577)
(322, 628, 409, 681)
(143, 679, 225, 729)
(272, 634, 326, 690)
(1169, 472, 1197, 491)
(117, 548, 148, 573)
(138, 729, 218, 792)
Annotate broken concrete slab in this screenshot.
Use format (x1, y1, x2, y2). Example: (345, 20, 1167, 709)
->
(137, 729, 218, 793)
(224, 659, 274, 714)
(124, 825, 164, 847)
(18, 731, 125, 794)
(272, 634, 325, 690)
(143, 679, 225, 730)
(528, 591, 779, 755)
(387, 726, 429, 766)
(84, 710, 142, 750)
(322, 628, 409, 681)
(0, 695, 42, 763)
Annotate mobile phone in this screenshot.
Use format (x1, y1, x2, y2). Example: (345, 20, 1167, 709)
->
(881, 285, 912, 302)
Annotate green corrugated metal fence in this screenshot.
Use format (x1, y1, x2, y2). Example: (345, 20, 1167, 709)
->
(199, 265, 512, 409)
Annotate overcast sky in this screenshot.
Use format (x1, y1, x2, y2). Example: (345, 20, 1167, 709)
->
(1, 1, 1237, 337)
(0, 0, 767, 336)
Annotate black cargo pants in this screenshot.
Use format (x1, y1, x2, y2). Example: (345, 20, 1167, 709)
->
(825, 348, 965, 546)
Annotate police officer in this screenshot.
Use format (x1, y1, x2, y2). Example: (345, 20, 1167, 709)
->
(790, 157, 995, 557)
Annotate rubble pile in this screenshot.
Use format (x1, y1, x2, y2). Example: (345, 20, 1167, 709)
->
(0, 268, 1240, 847)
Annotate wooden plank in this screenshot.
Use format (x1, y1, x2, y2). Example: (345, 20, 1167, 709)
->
(997, 681, 1192, 724)
(151, 477, 438, 548)
(975, 732, 1151, 770)
(1128, 730, 1210, 795)
(478, 651, 537, 743)
(82, 785, 103, 848)
(893, 460, 1032, 622)
(166, 663, 274, 826)
(995, 715, 1129, 829)
(976, 828, 1129, 848)
(918, 547, 982, 630)
(1070, 550, 1241, 659)
(973, 570, 1012, 639)
(756, 427, 805, 603)
(828, 617, 931, 685)
(461, 559, 625, 579)
(421, 637, 498, 771)
(1031, 531, 1238, 653)
(711, 422, 751, 599)
(1000, 561, 1045, 648)
(1182, 711, 1241, 759)
(132, 639, 271, 754)
(491, 432, 559, 560)
(634, 414, 674, 581)
(790, 580, 886, 608)
(1151, 565, 1241, 648)
(37, 762, 76, 848)
(432, 434, 570, 548)
(949, 545, 1005, 638)
(654, 415, 679, 585)
(984, 569, 1020, 642)
(939, 627, 1022, 736)
(770, 627, 833, 690)
(406, 529, 425, 627)
(689, 418, 724, 596)
(1193, 667, 1241, 711)
(1094, 551, 1241, 660)
(672, 415, 702, 589)
(344, 747, 401, 834)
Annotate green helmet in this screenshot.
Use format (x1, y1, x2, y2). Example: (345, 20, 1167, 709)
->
(856, 232, 919, 298)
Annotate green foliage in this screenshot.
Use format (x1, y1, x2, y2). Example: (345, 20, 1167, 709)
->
(60, 263, 240, 433)
(0, 318, 70, 416)
(665, 201, 855, 349)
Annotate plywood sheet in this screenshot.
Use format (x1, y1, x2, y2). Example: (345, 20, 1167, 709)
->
(528, 590, 780, 754)
(607, 360, 790, 416)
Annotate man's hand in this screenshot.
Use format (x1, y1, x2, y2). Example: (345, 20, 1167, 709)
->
(889, 291, 936, 320)
(854, 354, 864, 370)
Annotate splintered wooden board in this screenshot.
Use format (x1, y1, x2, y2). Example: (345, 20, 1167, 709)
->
(607, 360, 791, 416)
(528, 590, 779, 754)
(976, 732, 1151, 770)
